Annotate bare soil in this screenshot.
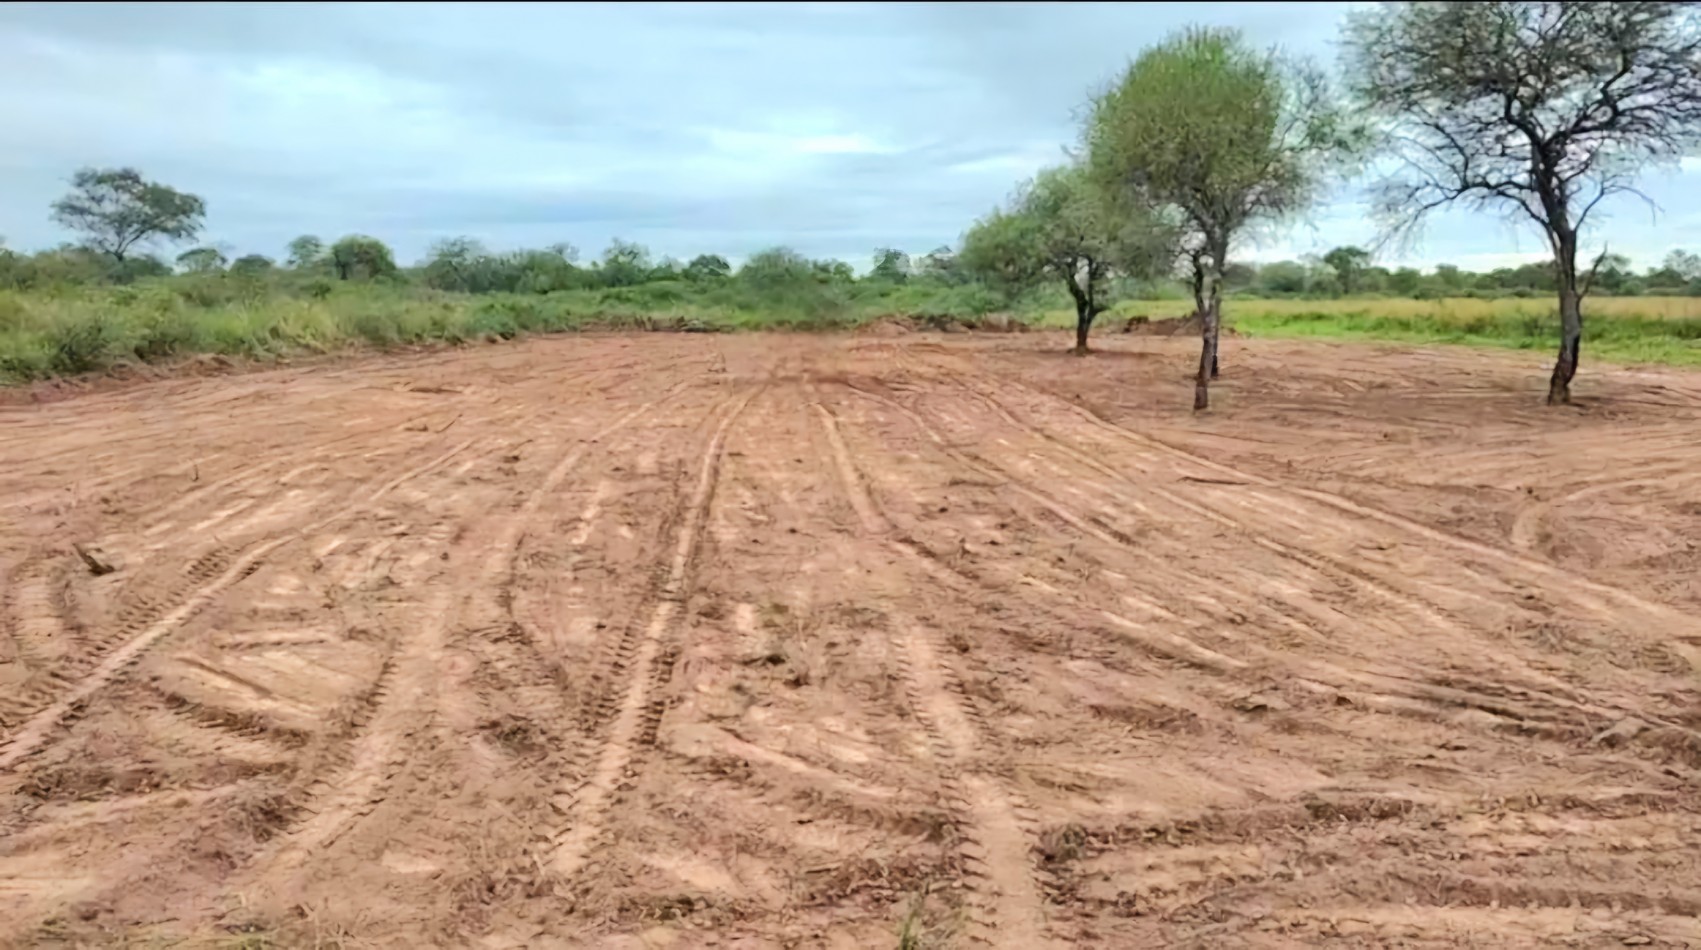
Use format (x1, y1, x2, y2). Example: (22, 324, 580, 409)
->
(3, 331, 1700, 949)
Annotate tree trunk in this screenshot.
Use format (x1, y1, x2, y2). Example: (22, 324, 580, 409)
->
(1547, 233, 1582, 406)
(1547, 285, 1582, 404)
(1195, 244, 1226, 410)
(1191, 256, 1218, 379)
(1073, 302, 1094, 356)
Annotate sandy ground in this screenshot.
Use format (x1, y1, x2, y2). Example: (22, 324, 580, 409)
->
(2, 330, 1700, 949)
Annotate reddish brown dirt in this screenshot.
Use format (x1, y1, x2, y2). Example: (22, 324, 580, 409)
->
(3, 331, 1700, 949)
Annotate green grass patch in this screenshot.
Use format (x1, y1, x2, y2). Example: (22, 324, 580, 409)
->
(6, 279, 1701, 386)
(1226, 308, 1701, 367)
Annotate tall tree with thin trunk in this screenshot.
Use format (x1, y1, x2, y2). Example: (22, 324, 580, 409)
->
(50, 167, 205, 263)
(1344, 1, 1701, 405)
(1086, 26, 1358, 409)
(960, 164, 1178, 354)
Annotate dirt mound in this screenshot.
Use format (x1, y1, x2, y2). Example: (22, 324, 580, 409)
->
(1119, 313, 1244, 338)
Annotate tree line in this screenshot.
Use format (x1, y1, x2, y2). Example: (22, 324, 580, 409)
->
(6, 2, 1701, 407)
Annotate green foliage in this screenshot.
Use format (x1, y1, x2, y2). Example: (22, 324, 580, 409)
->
(1321, 246, 1371, 294)
(960, 163, 1178, 348)
(328, 235, 397, 281)
(597, 239, 651, 288)
(176, 246, 228, 274)
(230, 254, 275, 277)
(1087, 27, 1359, 262)
(286, 235, 325, 269)
(870, 247, 911, 283)
(684, 254, 731, 282)
(1229, 307, 1701, 367)
(50, 167, 207, 262)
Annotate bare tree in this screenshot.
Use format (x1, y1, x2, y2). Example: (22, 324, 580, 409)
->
(1345, 1, 1701, 404)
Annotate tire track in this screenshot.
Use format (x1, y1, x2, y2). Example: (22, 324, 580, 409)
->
(244, 395, 674, 879)
(0, 439, 479, 773)
(549, 384, 758, 880)
(811, 397, 1055, 948)
(828, 381, 1621, 739)
(939, 374, 1701, 734)
(981, 370, 1699, 634)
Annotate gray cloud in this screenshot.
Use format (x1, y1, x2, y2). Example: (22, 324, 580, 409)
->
(1, 1, 1697, 270)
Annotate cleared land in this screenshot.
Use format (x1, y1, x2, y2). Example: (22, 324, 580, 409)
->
(2, 331, 1700, 948)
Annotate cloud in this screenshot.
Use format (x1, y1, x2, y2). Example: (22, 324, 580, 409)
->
(0, 1, 1698, 271)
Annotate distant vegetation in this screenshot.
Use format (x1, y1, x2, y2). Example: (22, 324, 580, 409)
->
(4, 2, 1701, 400)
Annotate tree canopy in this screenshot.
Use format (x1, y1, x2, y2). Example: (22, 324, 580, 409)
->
(961, 163, 1178, 354)
(50, 167, 206, 263)
(1345, 0, 1701, 403)
(1087, 26, 1359, 407)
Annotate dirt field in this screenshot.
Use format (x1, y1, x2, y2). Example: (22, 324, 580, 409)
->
(3, 330, 1701, 949)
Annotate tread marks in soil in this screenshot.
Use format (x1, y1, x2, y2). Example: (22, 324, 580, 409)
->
(247, 398, 671, 879)
(948, 374, 1700, 738)
(549, 385, 759, 882)
(810, 397, 1054, 948)
(0, 439, 477, 774)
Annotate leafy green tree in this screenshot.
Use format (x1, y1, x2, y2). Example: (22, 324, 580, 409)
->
(649, 257, 684, 281)
(1088, 26, 1358, 408)
(738, 247, 816, 290)
(50, 167, 206, 263)
(1433, 264, 1465, 292)
(813, 259, 855, 284)
(869, 247, 911, 283)
(286, 235, 326, 270)
(328, 235, 397, 281)
(1345, 1, 1701, 404)
(422, 236, 489, 291)
(175, 246, 227, 274)
(1322, 246, 1372, 295)
(597, 239, 651, 288)
(1663, 249, 1701, 282)
(229, 254, 275, 277)
(961, 164, 1178, 354)
(1257, 261, 1310, 295)
(684, 254, 731, 282)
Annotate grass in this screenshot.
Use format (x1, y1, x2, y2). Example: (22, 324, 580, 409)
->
(4, 277, 1701, 385)
(1025, 295, 1701, 367)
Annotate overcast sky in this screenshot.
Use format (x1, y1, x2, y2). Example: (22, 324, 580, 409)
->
(3, 1, 1699, 272)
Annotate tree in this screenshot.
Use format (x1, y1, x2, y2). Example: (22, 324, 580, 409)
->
(50, 167, 206, 263)
(286, 235, 325, 269)
(175, 246, 227, 273)
(684, 254, 731, 282)
(813, 258, 855, 283)
(1088, 26, 1358, 408)
(738, 247, 816, 289)
(597, 239, 651, 288)
(422, 236, 489, 292)
(1345, 2, 1701, 404)
(1663, 249, 1701, 282)
(229, 254, 275, 277)
(1257, 260, 1311, 295)
(960, 164, 1178, 354)
(328, 235, 397, 281)
(869, 247, 911, 283)
(1322, 246, 1372, 295)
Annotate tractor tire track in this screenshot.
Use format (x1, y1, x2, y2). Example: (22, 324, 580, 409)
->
(0, 439, 479, 774)
(549, 384, 758, 880)
(242, 395, 672, 880)
(811, 397, 1055, 948)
